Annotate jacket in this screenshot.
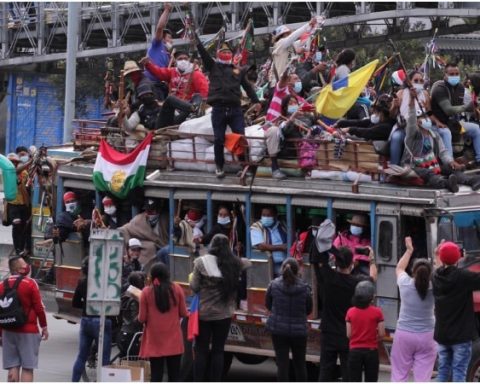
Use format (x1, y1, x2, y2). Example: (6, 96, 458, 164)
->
(265, 276, 312, 336)
(120, 295, 142, 335)
(196, 40, 259, 107)
(0, 274, 47, 334)
(144, 63, 209, 101)
(138, 282, 188, 358)
(401, 105, 453, 167)
(190, 254, 250, 321)
(333, 231, 371, 263)
(120, 212, 169, 265)
(433, 265, 480, 345)
(337, 117, 396, 141)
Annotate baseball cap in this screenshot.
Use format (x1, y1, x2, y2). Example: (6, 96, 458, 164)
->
(439, 241, 461, 265)
(63, 191, 77, 203)
(128, 238, 144, 249)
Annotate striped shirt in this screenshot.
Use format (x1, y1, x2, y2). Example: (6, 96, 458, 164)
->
(266, 84, 290, 122)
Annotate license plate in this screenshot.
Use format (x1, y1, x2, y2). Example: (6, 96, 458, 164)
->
(228, 323, 246, 342)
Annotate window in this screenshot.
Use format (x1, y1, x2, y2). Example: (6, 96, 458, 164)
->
(378, 221, 393, 262)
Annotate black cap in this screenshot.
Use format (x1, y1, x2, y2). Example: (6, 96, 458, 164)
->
(143, 198, 159, 211)
(136, 80, 154, 98)
(174, 50, 189, 59)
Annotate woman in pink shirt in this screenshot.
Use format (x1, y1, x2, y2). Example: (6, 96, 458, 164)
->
(138, 262, 188, 382)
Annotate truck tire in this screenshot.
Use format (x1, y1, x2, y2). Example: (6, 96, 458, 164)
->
(467, 340, 480, 381)
(234, 353, 268, 365)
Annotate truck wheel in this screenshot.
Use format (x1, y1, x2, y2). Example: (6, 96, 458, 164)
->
(234, 353, 268, 365)
(467, 340, 480, 381)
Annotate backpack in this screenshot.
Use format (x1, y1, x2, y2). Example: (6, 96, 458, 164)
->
(0, 276, 27, 328)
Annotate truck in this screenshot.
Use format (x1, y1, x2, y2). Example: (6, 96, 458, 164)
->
(37, 148, 480, 380)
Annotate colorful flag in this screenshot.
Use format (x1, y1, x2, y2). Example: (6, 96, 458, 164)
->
(187, 294, 200, 341)
(315, 59, 379, 120)
(92, 133, 153, 199)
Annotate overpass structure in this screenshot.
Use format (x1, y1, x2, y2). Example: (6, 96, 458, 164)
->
(0, 2, 480, 68)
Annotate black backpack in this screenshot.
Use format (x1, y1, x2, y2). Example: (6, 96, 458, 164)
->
(0, 276, 27, 328)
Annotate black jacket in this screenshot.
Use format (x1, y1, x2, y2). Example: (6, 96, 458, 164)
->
(337, 117, 396, 141)
(433, 265, 480, 345)
(265, 276, 312, 337)
(197, 41, 259, 107)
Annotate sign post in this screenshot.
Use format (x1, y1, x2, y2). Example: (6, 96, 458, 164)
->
(86, 228, 123, 382)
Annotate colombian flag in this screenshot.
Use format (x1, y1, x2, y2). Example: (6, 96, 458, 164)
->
(315, 60, 379, 120)
(187, 294, 200, 341)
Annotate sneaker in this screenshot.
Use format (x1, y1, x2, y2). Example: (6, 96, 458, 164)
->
(215, 168, 225, 179)
(447, 174, 459, 193)
(272, 169, 287, 180)
(471, 178, 480, 191)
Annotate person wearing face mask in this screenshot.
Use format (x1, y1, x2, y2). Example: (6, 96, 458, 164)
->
(250, 206, 288, 276)
(333, 214, 372, 274)
(191, 34, 262, 178)
(141, 51, 209, 126)
(123, 81, 161, 134)
(393, 88, 480, 192)
(0, 256, 48, 382)
(101, 196, 119, 229)
(143, 3, 173, 101)
(202, 206, 233, 246)
(120, 199, 169, 267)
(431, 62, 480, 167)
(296, 46, 329, 93)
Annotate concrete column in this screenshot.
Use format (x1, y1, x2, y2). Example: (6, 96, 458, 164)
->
(63, 2, 80, 143)
(37, 2, 44, 54)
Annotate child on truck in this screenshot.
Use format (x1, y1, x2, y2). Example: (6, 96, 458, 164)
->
(345, 280, 385, 382)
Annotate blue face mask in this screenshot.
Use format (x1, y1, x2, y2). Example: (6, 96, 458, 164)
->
(314, 51, 323, 63)
(293, 81, 302, 93)
(217, 216, 231, 225)
(421, 118, 432, 131)
(447, 75, 460, 87)
(350, 225, 363, 236)
(287, 105, 299, 115)
(261, 216, 275, 228)
(357, 96, 372, 107)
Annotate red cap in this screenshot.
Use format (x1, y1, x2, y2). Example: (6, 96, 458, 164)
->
(439, 241, 461, 265)
(102, 196, 113, 206)
(186, 209, 202, 222)
(63, 191, 77, 203)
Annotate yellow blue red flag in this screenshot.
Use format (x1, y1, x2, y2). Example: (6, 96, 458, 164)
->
(315, 59, 379, 120)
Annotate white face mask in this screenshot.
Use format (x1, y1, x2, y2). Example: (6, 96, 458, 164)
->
(370, 114, 380, 124)
(217, 216, 231, 225)
(65, 202, 78, 214)
(413, 83, 424, 93)
(104, 206, 116, 216)
(176, 60, 193, 74)
(164, 41, 173, 51)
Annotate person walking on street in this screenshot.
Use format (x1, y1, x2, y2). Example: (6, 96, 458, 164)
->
(190, 234, 251, 381)
(138, 262, 188, 382)
(266, 258, 313, 381)
(433, 241, 480, 382)
(345, 281, 385, 382)
(390, 237, 436, 382)
(0, 256, 48, 382)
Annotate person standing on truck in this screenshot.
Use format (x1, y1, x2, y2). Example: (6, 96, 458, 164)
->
(0, 256, 48, 382)
(390, 237, 436, 382)
(190, 32, 262, 178)
(250, 206, 288, 277)
(265, 258, 313, 381)
(190, 234, 251, 381)
(71, 258, 113, 382)
(345, 280, 385, 382)
(315, 245, 377, 382)
(432, 241, 480, 382)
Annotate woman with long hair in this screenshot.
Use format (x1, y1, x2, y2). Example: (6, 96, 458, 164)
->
(265, 258, 313, 381)
(390, 237, 436, 382)
(190, 234, 250, 381)
(138, 262, 188, 382)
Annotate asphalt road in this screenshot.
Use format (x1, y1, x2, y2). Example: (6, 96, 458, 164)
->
(0, 286, 393, 382)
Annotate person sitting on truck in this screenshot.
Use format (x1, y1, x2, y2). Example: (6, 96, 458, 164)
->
(141, 50, 209, 126)
(120, 199, 169, 267)
(313, 244, 377, 382)
(394, 88, 480, 192)
(432, 241, 480, 382)
(250, 206, 288, 277)
(71, 258, 112, 382)
(333, 214, 371, 276)
(6, 152, 31, 256)
(123, 81, 161, 134)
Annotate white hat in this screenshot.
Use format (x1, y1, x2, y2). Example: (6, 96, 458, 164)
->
(273, 25, 291, 41)
(128, 238, 143, 249)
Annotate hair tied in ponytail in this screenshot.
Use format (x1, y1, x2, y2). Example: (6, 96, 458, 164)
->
(153, 277, 161, 286)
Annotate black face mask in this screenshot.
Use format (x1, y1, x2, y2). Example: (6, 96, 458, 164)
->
(141, 95, 155, 106)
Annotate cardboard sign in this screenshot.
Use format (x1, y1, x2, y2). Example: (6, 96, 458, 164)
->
(101, 365, 144, 382)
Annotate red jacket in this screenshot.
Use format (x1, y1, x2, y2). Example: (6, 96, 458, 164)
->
(144, 62, 209, 101)
(0, 275, 47, 334)
(138, 282, 188, 358)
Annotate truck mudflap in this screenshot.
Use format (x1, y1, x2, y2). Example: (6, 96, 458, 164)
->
(225, 313, 321, 362)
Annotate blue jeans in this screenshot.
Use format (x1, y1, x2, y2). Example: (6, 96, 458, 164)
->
(463, 121, 480, 162)
(389, 129, 405, 165)
(436, 341, 472, 382)
(211, 105, 245, 169)
(72, 317, 112, 382)
(432, 126, 453, 157)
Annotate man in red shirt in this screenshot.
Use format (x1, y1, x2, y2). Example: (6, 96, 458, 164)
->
(0, 256, 48, 382)
(141, 51, 209, 127)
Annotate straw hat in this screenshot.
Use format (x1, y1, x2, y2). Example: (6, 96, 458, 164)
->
(123, 60, 141, 76)
(347, 214, 369, 227)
